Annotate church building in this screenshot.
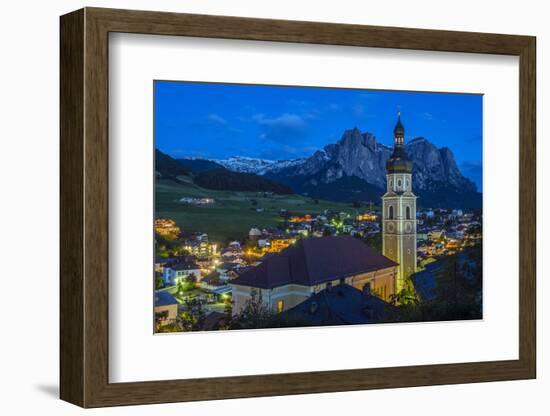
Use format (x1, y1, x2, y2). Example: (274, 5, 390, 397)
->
(382, 113, 418, 293)
(227, 114, 418, 315)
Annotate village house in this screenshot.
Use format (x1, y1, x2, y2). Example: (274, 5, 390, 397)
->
(216, 262, 241, 279)
(428, 230, 446, 241)
(200, 272, 224, 290)
(288, 214, 313, 223)
(230, 235, 398, 315)
(427, 210, 435, 218)
(249, 228, 262, 240)
(154, 291, 179, 327)
(267, 238, 296, 253)
(281, 283, 393, 326)
(356, 212, 378, 222)
(179, 197, 215, 205)
(154, 218, 181, 238)
(154, 257, 170, 273)
(162, 258, 201, 285)
(228, 241, 241, 250)
(182, 236, 217, 260)
(155, 255, 196, 273)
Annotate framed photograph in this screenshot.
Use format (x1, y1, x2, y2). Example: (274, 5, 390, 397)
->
(60, 7, 536, 408)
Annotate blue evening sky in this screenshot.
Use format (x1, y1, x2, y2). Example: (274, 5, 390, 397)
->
(154, 81, 483, 190)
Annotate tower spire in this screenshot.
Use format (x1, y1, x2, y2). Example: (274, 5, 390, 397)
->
(393, 111, 405, 147)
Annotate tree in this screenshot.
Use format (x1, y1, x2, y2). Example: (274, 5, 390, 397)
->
(427, 245, 482, 320)
(185, 273, 197, 286)
(156, 322, 183, 333)
(228, 291, 274, 329)
(179, 297, 207, 331)
(175, 273, 197, 295)
(378, 245, 482, 324)
(176, 278, 186, 295)
(155, 310, 182, 333)
(228, 291, 310, 330)
(155, 272, 164, 290)
(389, 286, 418, 306)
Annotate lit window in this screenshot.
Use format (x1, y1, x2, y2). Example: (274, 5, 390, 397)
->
(277, 300, 284, 313)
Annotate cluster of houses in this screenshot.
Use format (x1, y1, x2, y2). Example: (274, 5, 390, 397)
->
(179, 197, 215, 205)
(154, 210, 384, 330)
(244, 210, 381, 257)
(416, 209, 482, 262)
(154, 218, 181, 238)
(275, 210, 380, 240)
(181, 233, 218, 261)
(153, 206, 481, 332)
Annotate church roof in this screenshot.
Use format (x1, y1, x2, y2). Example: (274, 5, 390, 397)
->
(230, 236, 397, 289)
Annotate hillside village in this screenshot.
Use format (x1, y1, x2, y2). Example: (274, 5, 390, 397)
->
(154, 205, 482, 332)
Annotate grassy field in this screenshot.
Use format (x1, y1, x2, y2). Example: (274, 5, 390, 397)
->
(155, 177, 369, 243)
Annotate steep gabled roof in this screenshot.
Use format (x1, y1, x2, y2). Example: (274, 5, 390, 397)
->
(231, 236, 397, 289)
(281, 283, 392, 326)
(154, 291, 178, 307)
(170, 259, 199, 271)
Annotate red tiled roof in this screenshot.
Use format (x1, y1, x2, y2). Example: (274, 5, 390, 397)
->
(231, 236, 397, 289)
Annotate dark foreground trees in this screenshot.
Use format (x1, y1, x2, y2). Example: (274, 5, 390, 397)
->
(380, 244, 483, 323)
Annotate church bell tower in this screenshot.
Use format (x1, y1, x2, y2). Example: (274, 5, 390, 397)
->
(382, 113, 417, 293)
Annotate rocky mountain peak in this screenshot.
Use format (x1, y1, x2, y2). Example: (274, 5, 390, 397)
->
(198, 127, 480, 208)
(264, 128, 479, 207)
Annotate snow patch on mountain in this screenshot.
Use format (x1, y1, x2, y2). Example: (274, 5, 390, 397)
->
(213, 156, 306, 175)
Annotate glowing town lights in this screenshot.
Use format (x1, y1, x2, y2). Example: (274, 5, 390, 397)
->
(154, 218, 181, 238)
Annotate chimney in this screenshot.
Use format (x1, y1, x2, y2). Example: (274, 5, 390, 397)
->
(309, 301, 318, 314)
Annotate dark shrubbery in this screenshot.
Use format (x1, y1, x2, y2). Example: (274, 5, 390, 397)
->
(194, 169, 293, 194)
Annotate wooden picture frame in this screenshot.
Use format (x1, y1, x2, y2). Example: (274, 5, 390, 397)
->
(60, 7, 536, 408)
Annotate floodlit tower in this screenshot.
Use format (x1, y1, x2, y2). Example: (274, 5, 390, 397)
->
(382, 113, 417, 293)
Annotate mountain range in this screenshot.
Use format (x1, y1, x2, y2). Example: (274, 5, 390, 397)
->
(160, 127, 482, 209)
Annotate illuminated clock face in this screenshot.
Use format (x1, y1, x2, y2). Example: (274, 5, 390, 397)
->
(387, 223, 395, 233)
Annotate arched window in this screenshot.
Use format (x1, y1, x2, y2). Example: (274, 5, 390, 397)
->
(406, 206, 411, 220)
(397, 179, 402, 188)
(388, 205, 394, 219)
(389, 179, 393, 188)
(405, 179, 409, 190)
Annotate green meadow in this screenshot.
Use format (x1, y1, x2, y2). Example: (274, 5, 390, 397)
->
(155, 177, 366, 243)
